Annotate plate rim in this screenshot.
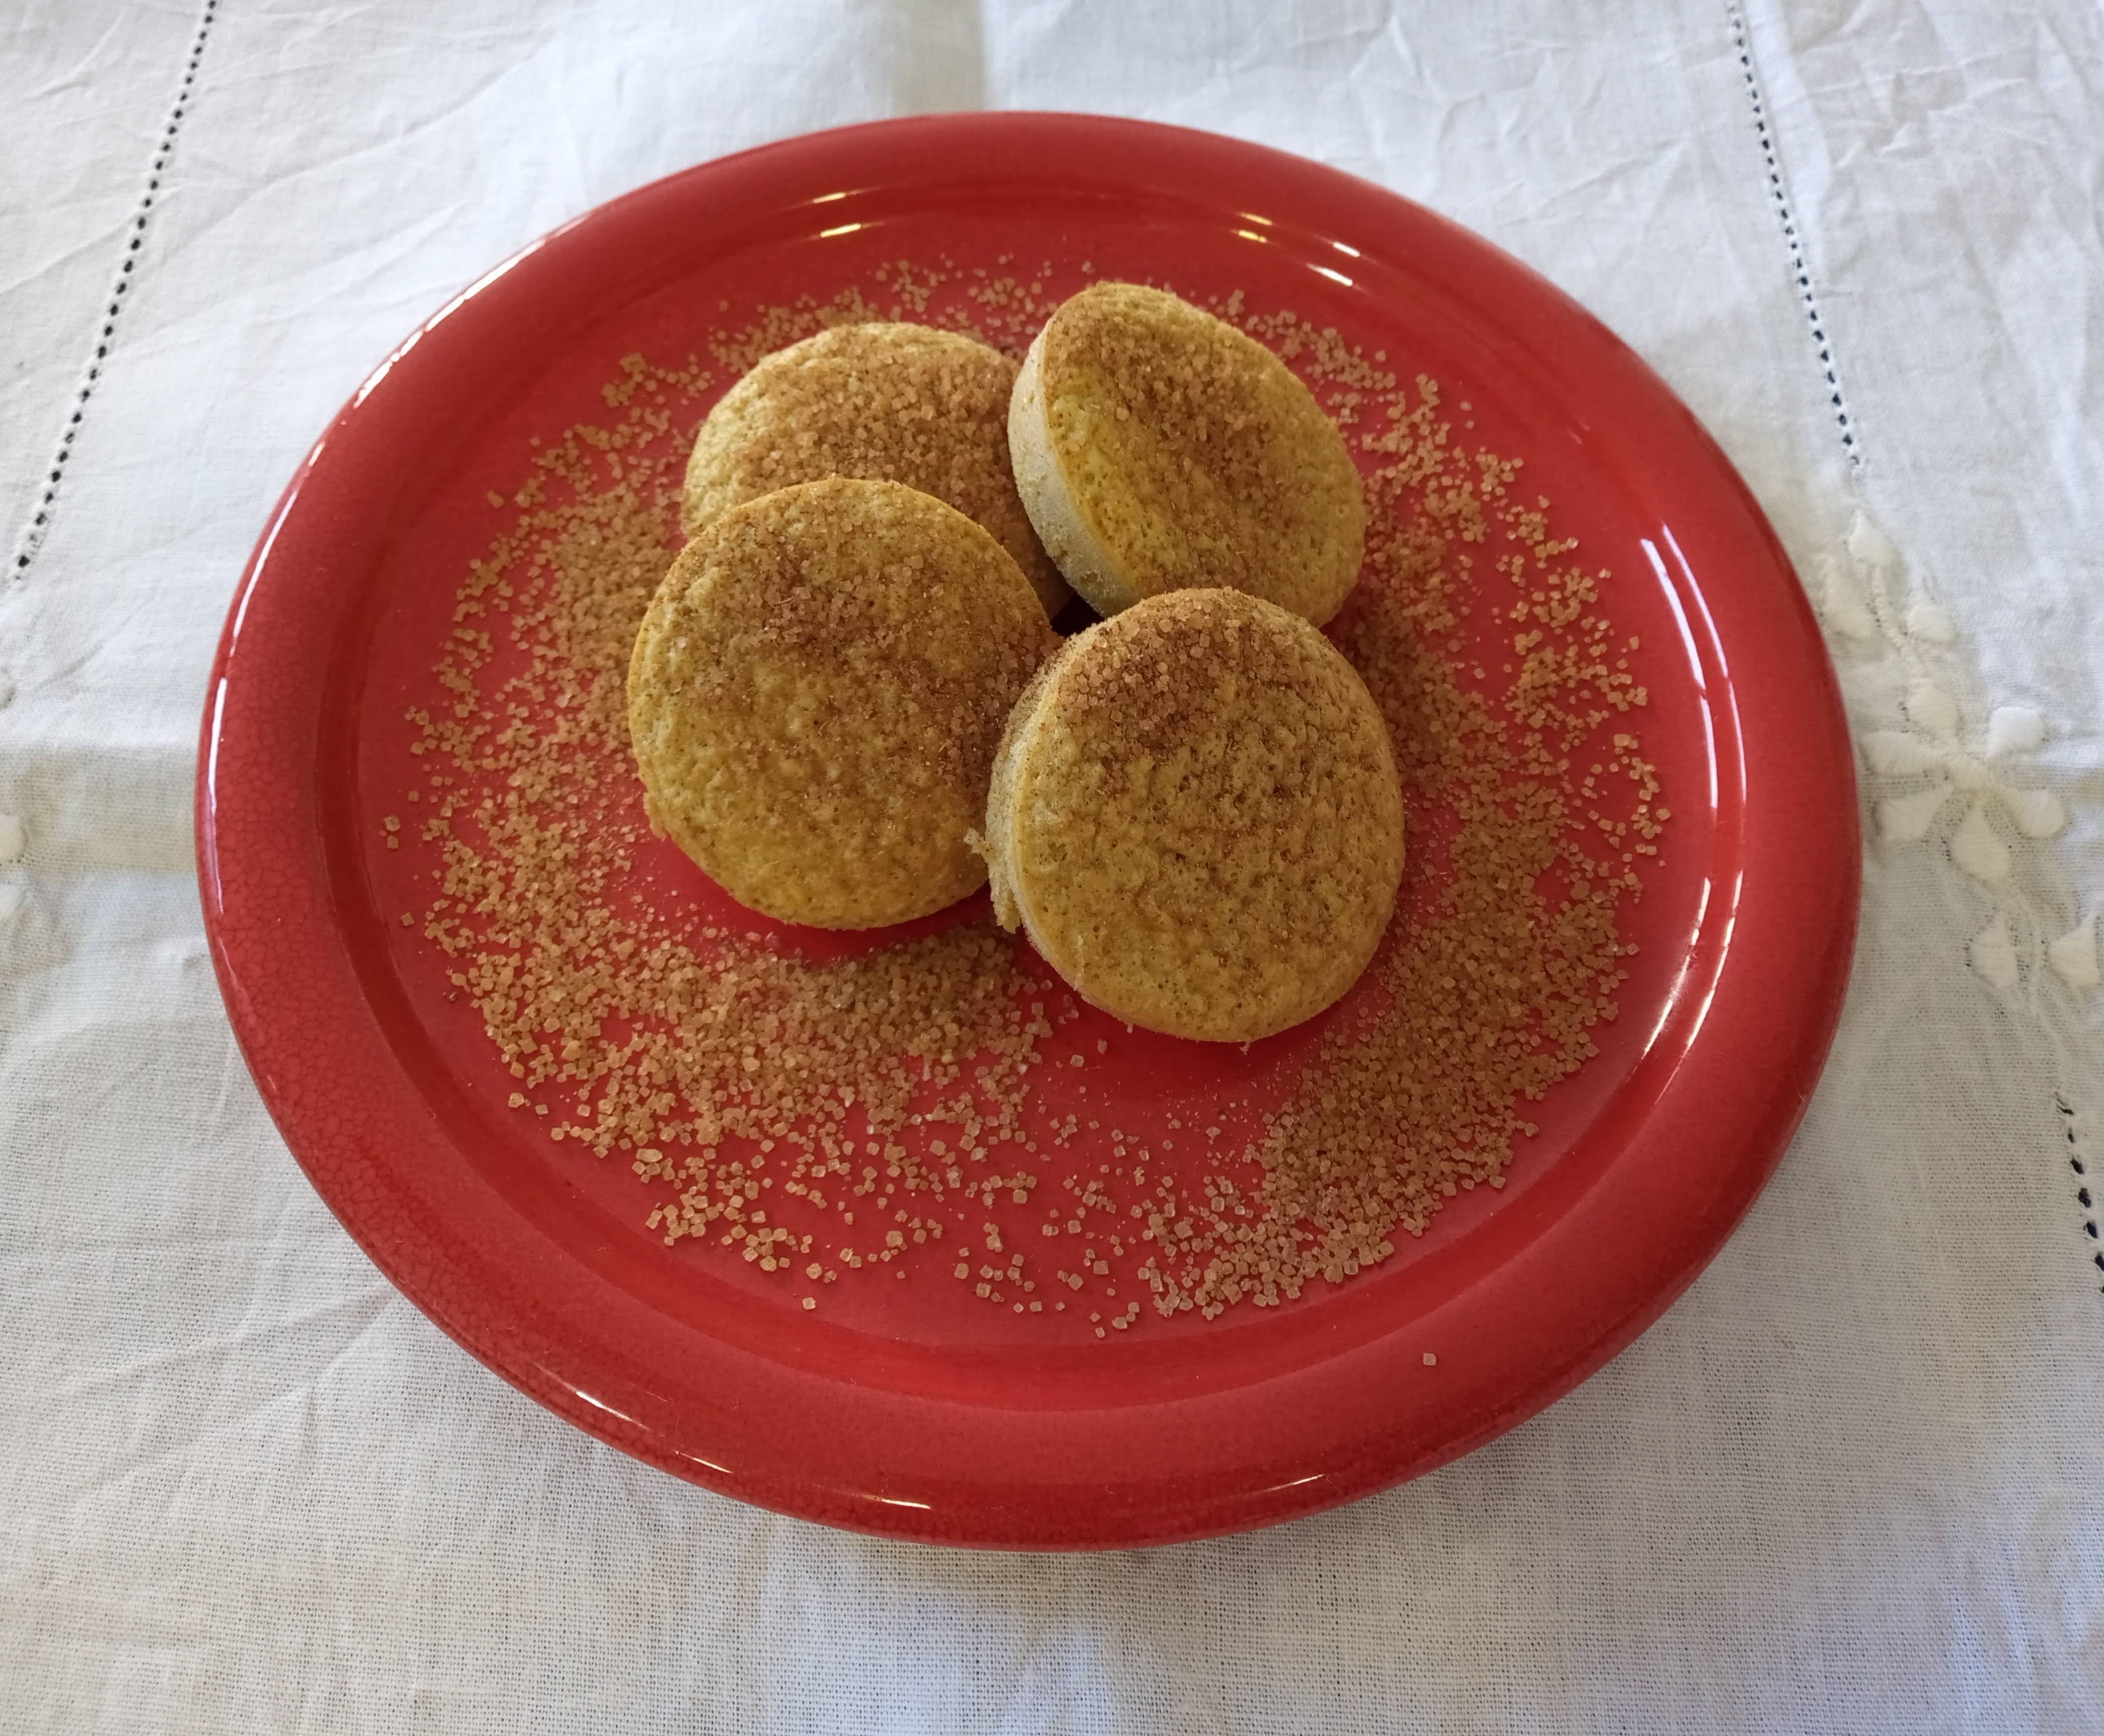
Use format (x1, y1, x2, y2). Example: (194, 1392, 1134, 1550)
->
(195, 111, 1860, 1550)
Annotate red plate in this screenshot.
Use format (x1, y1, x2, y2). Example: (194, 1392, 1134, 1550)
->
(196, 114, 1857, 1548)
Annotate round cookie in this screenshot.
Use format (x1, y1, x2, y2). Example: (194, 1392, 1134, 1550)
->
(684, 321, 1071, 619)
(1009, 282, 1366, 624)
(630, 478, 1058, 930)
(978, 588, 1403, 1042)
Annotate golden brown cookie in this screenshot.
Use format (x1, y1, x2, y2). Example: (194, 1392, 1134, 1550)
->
(977, 587, 1403, 1041)
(630, 478, 1058, 930)
(683, 321, 1071, 618)
(1009, 282, 1366, 624)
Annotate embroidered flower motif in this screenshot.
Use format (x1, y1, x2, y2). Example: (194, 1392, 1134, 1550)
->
(1860, 687, 2065, 884)
(1811, 512, 1916, 645)
(2049, 913, 2099, 992)
(1967, 909, 2099, 998)
(1811, 508, 2088, 997)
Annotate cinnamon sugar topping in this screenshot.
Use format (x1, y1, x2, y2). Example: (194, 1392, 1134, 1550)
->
(396, 271, 1664, 1329)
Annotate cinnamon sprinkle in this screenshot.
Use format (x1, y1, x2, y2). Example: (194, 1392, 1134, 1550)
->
(397, 267, 1664, 1329)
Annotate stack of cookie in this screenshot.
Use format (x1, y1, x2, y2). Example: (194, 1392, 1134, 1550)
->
(628, 286, 1404, 1042)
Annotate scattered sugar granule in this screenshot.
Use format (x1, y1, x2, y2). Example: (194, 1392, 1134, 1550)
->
(398, 285, 1655, 1335)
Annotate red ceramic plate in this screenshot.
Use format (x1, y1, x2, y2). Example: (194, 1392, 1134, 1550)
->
(196, 114, 1857, 1549)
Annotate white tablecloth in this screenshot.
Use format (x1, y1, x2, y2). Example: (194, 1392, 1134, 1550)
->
(4, 2, 2101, 1728)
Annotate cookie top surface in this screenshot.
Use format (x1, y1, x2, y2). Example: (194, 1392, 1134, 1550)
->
(683, 321, 1069, 618)
(984, 587, 1403, 1041)
(630, 477, 1057, 930)
(1028, 282, 1366, 623)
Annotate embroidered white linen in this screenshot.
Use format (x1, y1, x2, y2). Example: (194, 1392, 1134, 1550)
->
(2, 1, 2100, 1728)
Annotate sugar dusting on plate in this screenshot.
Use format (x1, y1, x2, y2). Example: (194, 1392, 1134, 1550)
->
(392, 264, 1665, 1331)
